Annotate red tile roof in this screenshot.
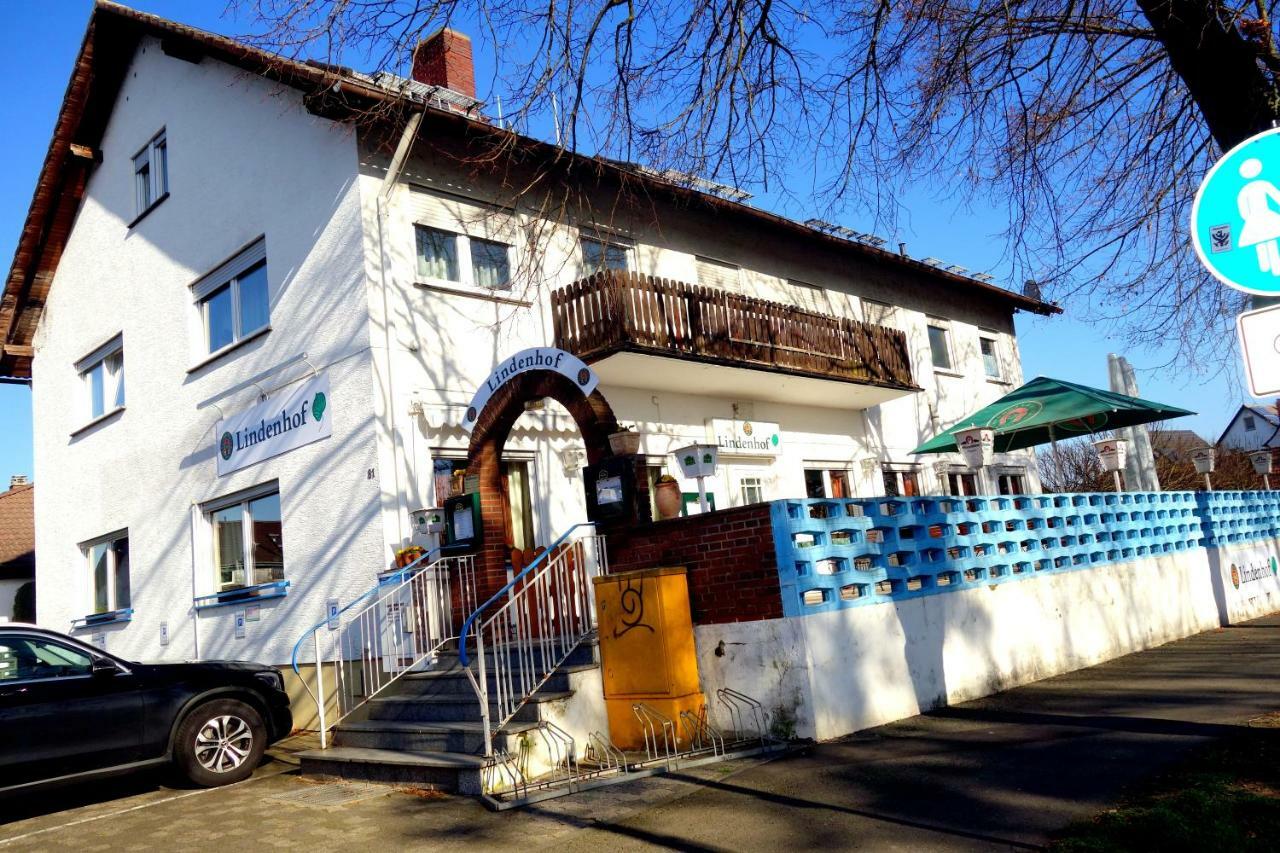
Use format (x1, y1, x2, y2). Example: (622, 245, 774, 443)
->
(0, 483, 34, 580)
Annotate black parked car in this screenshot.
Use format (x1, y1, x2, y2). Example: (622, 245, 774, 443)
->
(0, 624, 292, 795)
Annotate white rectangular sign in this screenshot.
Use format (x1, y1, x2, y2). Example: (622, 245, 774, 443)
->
(705, 418, 782, 456)
(1238, 305, 1280, 397)
(216, 373, 332, 476)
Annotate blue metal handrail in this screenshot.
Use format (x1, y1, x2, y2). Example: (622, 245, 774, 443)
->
(457, 522, 597, 667)
(289, 547, 441, 676)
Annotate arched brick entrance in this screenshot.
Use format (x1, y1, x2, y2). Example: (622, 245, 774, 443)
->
(464, 369, 620, 602)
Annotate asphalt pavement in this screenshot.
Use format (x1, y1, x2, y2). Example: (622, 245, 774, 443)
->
(4, 614, 1280, 851)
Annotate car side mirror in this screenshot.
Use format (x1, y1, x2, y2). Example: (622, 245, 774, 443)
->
(91, 657, 120, 677)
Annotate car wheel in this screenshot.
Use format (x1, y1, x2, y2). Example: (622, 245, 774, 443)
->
(174, 698, 266, 787)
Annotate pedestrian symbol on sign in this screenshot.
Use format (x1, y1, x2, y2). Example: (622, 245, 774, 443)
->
(1192, 128, 1280, 294)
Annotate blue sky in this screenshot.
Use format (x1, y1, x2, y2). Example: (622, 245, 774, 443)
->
(0, 2, 1254, 486)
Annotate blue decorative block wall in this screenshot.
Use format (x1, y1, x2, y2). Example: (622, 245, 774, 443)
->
(770, 491, 1280, 617)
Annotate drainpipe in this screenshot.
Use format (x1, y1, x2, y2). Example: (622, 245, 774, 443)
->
(375, 111, 425, 545)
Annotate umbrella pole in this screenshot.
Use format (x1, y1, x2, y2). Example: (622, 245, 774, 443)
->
(1113, 470, 1122, 493)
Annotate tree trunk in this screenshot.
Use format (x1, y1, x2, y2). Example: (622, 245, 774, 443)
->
(1137, 0, 1279, 149)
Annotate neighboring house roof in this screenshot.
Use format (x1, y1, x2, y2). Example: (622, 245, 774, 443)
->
(1216, 403, 1280, 448)
(0, 1, 1061, 381)
(0, 483, 34, 581)
(1150, 429, 1210, 462)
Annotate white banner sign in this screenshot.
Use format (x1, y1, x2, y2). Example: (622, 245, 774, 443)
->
(706, 418, 781, 456)
(461, 348, 599, 433)
(216, 373, 332, 476)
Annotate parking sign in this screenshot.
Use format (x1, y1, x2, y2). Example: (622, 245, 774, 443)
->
(1237, 303, 1280, 396)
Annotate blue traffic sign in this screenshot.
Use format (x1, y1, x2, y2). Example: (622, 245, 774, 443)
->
(1192, 128, 1280, 295)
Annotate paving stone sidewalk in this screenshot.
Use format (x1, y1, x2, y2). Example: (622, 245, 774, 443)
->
(4, 614, 1280, 852)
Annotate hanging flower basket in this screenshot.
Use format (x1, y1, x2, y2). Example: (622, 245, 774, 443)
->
(609, 429, 642, 455)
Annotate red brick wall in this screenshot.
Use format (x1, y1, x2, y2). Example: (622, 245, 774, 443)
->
(412, 29, 476, 99)
(605, 504, 783, 625)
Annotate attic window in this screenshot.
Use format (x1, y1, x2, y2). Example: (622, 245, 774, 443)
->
(1246, 415, 1257, 432)
(132, 129, 168, 218)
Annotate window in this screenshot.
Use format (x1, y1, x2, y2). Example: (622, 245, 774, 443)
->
(695, 256, 742, 290)
(927, 323, 953, 371)
(882, 466, 920, 497)
(581, 236, 632, 273)
(805, 468, 852, 499)
(192, 238, 269, 355)
(1246, 415, 1257, 432)
(997, 470, 1027, 495)
(738, 476, 765, 506)
(84, 532, 130, 614)
(980, 336, 1002, 379)
(862, 300, 896, 329)
(946, 470, 979, 497)
(0, 636, 93, 683)
(132, 129, 168, 217)
(76, 335, 125, 421)
(209, 486, 283, 590)
(414, 224, 512, 290)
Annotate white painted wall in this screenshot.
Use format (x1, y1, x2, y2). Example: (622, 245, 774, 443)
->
(358, 146, 1042, 550)
(1218, 407, 1280, 452)
(31, 39, 382, 665)
(693, 541, 1259, 741)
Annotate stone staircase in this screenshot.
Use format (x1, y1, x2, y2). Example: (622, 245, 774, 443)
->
(298, 636, 604, 794)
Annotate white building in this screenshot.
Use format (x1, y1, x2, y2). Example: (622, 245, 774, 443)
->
(1217, 403, 1280, 452)
(0, 4, 1058, 678)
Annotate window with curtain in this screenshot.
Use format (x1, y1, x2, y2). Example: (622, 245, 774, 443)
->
(470, 237, 511, 290)
(980, 336, 1002, 379)
(416, 224, 460, 281)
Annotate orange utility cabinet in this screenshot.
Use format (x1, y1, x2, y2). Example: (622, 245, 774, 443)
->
(592, 566, 704, 750)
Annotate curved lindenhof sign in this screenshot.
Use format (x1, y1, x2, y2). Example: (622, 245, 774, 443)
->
(461, 347, 600, 433)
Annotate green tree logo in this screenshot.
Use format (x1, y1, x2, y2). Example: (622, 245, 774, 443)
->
(312, 392, 327, 422)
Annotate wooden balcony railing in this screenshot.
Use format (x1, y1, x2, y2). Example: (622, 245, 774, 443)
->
(551, 271, 917, 390)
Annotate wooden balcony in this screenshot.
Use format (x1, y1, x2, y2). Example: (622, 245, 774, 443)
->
(551, 272, 918, 407)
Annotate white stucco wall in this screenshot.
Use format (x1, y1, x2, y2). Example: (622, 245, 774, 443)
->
(31, 39, 383, 665)
(1218, 407, 1280, 452)
(693, 541, 1250, 741)
(357, 145, 1042, 552)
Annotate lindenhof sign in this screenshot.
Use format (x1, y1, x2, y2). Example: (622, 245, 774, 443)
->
(216, 373, 332, 476)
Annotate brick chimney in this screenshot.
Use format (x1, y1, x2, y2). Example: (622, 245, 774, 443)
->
(9, 474, 29, 489)
(411, 29, 476, 100)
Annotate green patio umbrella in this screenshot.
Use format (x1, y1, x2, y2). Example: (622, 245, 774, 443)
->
(911, 375, 1195, 455)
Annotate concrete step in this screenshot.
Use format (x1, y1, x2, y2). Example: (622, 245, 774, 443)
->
(434, 636, 599, 667)
(297, 746, 485, 794)
(365, 691, 574, 724)
(333, 719, 538, 754)
(394, 663, 596, 697)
